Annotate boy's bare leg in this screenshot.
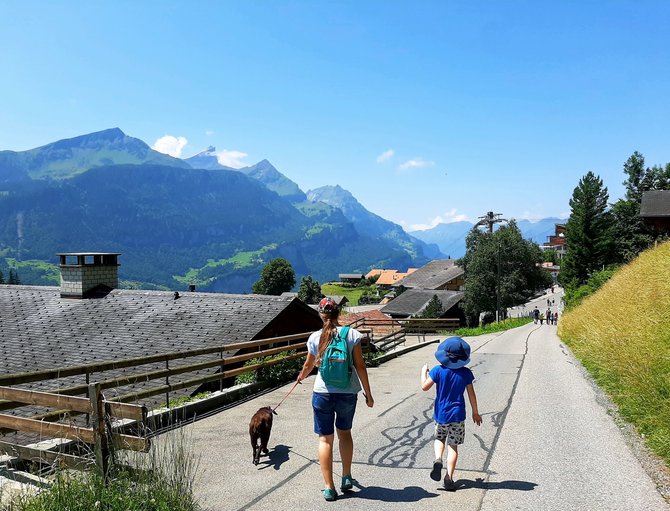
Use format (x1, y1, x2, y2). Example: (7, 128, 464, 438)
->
(446, 444, 458, 480)
(319, 434, 336, 489)
(434, 438, 445, 461)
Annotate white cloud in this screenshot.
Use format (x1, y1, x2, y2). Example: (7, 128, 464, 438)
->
(376, 149, 394, 163)
(398, 158, 435, 171)
(205, 130, 215, 136)
(216, 149, 248, 169)
(405, 209, 470, 231)
(152, 135, 188, 158)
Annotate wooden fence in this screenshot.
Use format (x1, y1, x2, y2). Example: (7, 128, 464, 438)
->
(0, 317, 454, 472)
(0, 331, 315, 472)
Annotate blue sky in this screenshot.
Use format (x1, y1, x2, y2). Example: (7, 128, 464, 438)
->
(1, 1, 669, 231)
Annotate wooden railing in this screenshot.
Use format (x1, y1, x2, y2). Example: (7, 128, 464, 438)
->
(347, 317, 460, 346)
(0, 330, 331, 471)
(0, 383, 147, 474)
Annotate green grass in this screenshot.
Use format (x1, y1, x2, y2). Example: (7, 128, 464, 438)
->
(321, 283, 376, 306)
(559, 241, 670, 465)
(173, 244, 277, 286)
(453, 317, 533, 337)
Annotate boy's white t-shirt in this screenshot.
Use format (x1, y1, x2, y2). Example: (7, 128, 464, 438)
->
(307, 326, 362, 394)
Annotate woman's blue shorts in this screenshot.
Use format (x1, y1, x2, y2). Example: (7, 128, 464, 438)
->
(312, 392, 358, 436)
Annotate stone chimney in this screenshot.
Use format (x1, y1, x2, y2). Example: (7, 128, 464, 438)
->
(58, 252, 120, 299)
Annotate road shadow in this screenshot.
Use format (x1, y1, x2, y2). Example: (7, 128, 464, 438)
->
(367, 407, 434, 468)
(258, 444, 291, 471)
(456, 477, 537, 491)
(340, 484, 439, 502)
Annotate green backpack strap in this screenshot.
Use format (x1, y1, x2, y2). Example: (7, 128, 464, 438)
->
(337, 326, 351, 365)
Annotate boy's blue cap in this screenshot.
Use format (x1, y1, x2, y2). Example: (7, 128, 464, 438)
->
(435, 336, 471, 369)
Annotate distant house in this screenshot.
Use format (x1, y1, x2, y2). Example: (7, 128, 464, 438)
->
(0, 253, 322, 414)
(375, 270, 408, 289)
(640, 191, 670, 232)
(539, 224, 567, 259)
(380, 289, 465, 322)
(365, 269, 384, 280)
(339, 273, 365, 284)
(339, 309, 399, 338)
(326, 295, 349, 307)
(394, 260, 464, 291)
(365, 268, 417, 288)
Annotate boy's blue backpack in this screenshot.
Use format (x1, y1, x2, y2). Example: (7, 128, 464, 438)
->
(320, 326, 352, 388)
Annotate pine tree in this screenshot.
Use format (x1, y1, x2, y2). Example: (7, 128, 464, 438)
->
(297, 275, 323, 304)
(560, 172, 614, 287)
(8, 269, 20, 285)
(612, 153, 670, 262)
(420, 295, 444, 318)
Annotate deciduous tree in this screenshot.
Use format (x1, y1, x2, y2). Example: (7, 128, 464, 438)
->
(460, 221, 550, 325)
(252, 258, 296, 295)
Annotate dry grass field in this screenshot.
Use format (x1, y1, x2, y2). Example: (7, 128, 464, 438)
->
(559, 240, 670, 465)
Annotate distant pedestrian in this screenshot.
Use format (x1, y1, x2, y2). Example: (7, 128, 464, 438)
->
(539, 313, 545, 325)
(296, 297, 374, 502)
(554, 311, 559, 325)
(547, 310, 553, 325)
(421, 337, 482, 491)
(533, 308, 540, 324)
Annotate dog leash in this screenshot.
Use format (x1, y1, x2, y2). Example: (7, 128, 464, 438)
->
(272, 380, 301, 413)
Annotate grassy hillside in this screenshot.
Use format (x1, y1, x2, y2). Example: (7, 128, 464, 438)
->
(558, 240, 670, 464)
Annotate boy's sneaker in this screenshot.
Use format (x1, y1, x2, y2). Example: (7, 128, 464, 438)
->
(430, 459, 443, 481)
(443, 475, 457, 492)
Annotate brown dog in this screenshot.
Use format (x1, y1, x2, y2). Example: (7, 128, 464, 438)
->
(249, 406, 277, 465)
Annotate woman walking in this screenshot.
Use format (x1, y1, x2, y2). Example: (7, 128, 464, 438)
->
(297, 297, 374, 501)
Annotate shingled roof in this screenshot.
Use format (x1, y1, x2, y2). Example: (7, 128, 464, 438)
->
(640, 190, 670, 228)
(0, 285, 321, 420)
(394, 259, 463, 290)
(380, 289, 464, 318)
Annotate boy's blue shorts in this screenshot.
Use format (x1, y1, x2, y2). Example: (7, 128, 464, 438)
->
(312, 392, 358, 435)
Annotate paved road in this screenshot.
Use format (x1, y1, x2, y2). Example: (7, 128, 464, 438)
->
(181, 321, 668, 511)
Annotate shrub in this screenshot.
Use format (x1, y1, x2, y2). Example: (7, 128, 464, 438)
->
(235, 350, 304, 385)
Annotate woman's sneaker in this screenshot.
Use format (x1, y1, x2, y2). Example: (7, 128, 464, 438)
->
(322, 488, 338, 501)
(430, 459, 443, 481)
(340, 475, 354, 491)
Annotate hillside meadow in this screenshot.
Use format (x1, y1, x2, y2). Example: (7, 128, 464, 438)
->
(558, 240, 670, 464)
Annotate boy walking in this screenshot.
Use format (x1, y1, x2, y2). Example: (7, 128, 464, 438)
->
(421, 336, 482, 491)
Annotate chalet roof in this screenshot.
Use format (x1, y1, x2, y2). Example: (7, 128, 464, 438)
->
(375, 270, 406, 286)
(0, 285, 320, 377)
(0, 285, 322, 444)
(326, 295, 349, 306)
(380, 289, 464, 317)
(365, 269, 384, 279)
(640, 191, 670, 217)
(394, 260, 463, 289)
(339, 273, 365, 280)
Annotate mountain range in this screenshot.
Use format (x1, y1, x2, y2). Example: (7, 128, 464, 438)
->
(0, 129, 442, 291)
(0, 128, 563, 291)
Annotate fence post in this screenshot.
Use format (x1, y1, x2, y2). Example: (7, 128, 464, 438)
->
(88, 382, 109, 478)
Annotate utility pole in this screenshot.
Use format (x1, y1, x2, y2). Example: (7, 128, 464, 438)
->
(496, 242, 501, 323)
(475, 211, 508, 233)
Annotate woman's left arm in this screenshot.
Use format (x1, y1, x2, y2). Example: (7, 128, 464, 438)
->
(297, 353, 316, 382)
(352, 343, 374, 407)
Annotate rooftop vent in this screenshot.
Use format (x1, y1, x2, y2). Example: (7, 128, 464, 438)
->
(58, 252, 120, 299)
